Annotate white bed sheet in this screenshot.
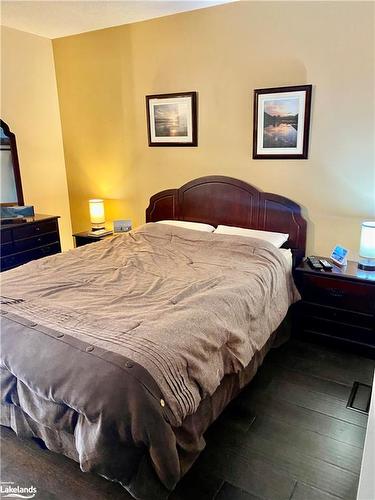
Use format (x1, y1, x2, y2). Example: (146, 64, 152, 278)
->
(278, 248, 293, 271)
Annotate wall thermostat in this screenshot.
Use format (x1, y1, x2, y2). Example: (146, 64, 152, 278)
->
(113, 220, 132, 233)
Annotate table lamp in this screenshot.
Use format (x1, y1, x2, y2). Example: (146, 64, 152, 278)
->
(89, 199, 105, 231)
(358, 221, 375, 270)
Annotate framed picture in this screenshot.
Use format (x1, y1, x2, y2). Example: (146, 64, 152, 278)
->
(146, 91, 197, 147)
(253, 84, 312, 159)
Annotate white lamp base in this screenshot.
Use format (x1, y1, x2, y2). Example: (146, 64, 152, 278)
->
(358, 257, 375, 271)
(91, 224, 105, 231)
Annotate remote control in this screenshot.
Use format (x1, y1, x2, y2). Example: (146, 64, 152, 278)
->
(306, 256, 323, 270)
(319, 258, 333, 271)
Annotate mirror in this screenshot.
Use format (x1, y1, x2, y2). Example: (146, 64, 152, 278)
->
(1, 120, 24, 206)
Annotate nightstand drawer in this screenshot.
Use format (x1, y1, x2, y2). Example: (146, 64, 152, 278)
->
(300, 302, 374, 329)
(74, 236, 98, 247)
(301, 274, 375, 313)
(73, 231, 114, 247)
(302, 316, 375, 346)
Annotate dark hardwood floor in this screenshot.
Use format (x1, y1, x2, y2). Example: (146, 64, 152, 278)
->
(1, 339, 374, 500)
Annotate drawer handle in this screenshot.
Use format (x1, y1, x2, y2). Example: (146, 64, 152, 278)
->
(326, 287, 344, 298)
(35, 227, 40, 232)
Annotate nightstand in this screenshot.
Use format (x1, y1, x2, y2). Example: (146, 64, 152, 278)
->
(73, 231, 113, 248)
(294, 259, 375, 357)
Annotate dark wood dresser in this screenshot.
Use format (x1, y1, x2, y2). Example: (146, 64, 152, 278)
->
(0, 215, 61, 272)
(294, 259, 375, 356)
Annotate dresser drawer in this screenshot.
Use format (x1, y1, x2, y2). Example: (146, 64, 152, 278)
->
(13, 232, 59, 253)
(300, 302, 374, 329)
(33, 243, 61, 259)
(1, 243, 61, 271)
(0, 242, 14, 257)
(302, 315, 375, 346)
(0, 229, 12, 244)
(300, 274, 375, 313)
(12, 219, 58, 240)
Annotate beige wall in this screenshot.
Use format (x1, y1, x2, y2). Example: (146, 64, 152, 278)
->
(53, 1, 375, 258)
(1, 26, 73, 250)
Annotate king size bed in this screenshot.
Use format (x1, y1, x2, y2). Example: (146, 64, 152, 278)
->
(0, 176, 307, 499)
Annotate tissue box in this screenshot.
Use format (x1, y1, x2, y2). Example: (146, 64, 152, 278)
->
(0, 205, 35, 218)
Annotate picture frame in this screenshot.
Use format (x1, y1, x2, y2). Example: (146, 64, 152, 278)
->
(146, 91, 197, 147)
(253, 84, 312, 159)
(113, 219, 132, 233)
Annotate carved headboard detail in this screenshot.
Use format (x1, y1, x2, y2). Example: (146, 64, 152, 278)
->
(146, 175, 307, 264)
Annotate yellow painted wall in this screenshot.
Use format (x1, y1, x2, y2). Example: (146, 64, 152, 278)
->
(53, 1, 374, 258)
(1, 27, 73, 250)
(52, 27, 137, 234)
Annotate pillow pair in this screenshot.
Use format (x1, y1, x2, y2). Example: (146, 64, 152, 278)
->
(156, 220, 288, 248)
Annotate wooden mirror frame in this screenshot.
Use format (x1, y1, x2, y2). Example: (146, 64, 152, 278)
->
(0, 119, 24, 206)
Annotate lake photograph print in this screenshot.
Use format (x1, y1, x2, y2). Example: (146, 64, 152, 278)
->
(263, 98, 299, 148)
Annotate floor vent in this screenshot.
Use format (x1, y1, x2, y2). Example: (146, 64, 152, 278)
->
(347, 382, 372, 414)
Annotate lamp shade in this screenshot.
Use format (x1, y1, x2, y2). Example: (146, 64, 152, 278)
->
(358, 221, 375, 270)
(89, 199, 105, 225)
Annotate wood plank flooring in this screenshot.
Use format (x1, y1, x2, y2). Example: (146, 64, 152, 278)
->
(1, 338, 374, 500)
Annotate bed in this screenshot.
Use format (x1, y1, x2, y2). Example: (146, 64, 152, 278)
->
(0, 176, 307, 499)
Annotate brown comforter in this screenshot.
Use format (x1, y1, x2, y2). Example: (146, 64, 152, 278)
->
(0, 223, 299, 498)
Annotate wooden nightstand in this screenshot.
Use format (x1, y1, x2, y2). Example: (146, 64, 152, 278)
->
(294, 259, 375, 357)
(73, 231, 113, 248)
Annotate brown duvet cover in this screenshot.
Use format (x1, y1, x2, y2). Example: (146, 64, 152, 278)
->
(0, 223, 299, 499)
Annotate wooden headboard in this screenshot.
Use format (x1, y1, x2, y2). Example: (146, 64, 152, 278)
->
(146, 175, 307, 264)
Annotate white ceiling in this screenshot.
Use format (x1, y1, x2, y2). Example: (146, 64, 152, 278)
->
(1, 0, 235, 39)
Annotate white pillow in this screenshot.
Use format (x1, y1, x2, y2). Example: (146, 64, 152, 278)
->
(156, 220, 215, 232)
(214, 225, 289, 248)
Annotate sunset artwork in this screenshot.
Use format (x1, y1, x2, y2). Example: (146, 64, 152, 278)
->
(263, 98, 299, 148)
(154, 103, 188, 137)
(146, 92, 197, 146)
(253, 85, 312, 159)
